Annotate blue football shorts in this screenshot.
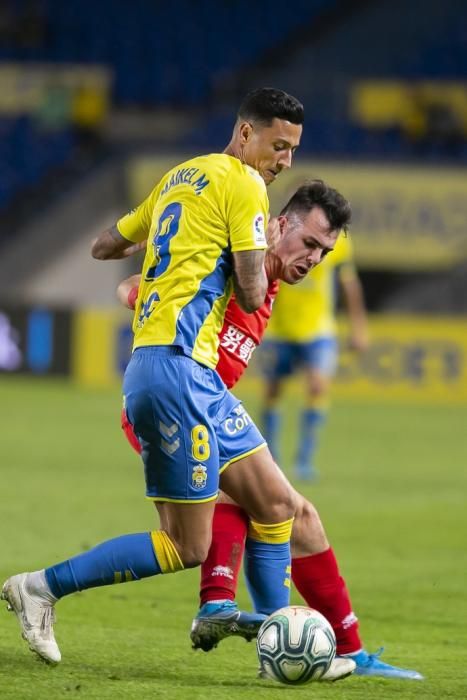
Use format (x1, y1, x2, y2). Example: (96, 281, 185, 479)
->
(261, 337, 338, 380)
(123, 346, 266, 502)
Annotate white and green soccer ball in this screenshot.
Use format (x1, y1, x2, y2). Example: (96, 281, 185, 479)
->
(256, 605, 336, 685)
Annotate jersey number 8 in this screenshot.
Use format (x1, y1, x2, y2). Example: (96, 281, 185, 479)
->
(191, 424, 210, 461)
(145, 202, 182, 281)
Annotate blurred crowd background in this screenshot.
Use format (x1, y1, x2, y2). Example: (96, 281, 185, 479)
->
(0, 0, 466, 405)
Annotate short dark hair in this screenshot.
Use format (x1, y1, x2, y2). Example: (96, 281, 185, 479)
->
(281, 179, 351, 232)
(237, 88, 304, 127)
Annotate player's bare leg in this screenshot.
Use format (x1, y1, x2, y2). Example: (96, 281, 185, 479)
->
(219, 445, 294, 524)
(154, 501, 216, 568)
(289, 490, 329, 557)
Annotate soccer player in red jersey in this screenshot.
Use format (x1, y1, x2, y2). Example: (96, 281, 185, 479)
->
(120, 181, 423, 681)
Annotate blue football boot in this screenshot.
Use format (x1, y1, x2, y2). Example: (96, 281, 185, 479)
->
(347, 648, 424, 680)
(190, 601, 266, 652)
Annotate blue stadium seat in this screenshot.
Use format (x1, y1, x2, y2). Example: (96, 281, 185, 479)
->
(0, 0, 333, 106)
(0, 116, 74, 213)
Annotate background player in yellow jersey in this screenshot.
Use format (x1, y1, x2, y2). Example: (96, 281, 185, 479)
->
(2, 88, 309, 665)
(262, 231, 369, 480)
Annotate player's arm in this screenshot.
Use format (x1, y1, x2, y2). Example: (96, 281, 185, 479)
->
(226, 169, 269, 313)
(117, 274, 142, 309)
(92, 186, 158, 260)
(339, 266, 369, 352)
(91, 225, 146, 260)
(232, 250, 268, 313)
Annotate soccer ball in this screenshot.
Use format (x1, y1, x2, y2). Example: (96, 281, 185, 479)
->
(256, 605, 336, 685)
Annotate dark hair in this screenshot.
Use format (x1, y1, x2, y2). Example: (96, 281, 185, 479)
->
(237, 87, 304, 126)
(281, 179, 351, 232)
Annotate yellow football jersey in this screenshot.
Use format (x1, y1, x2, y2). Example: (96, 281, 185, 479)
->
(267, 233, 356, 342)
(117, 153, 269, 368)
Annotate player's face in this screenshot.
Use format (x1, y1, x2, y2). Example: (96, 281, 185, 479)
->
(274, 207, 340, 284)
(240, 118, 302, 185)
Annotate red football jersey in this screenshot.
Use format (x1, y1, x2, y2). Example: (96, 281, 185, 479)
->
(216, 280, 279, 388)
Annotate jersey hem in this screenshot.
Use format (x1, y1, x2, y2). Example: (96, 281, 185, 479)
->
(230, 244, 268, 253)
(145, 494, 218, 504)
(116, 220, 139, 243)
(131, 341, 218, 370)
(219, 442, 267, 472)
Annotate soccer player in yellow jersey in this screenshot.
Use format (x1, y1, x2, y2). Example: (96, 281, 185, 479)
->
(2, 88, 311, 666)
(262, 231, 369, 480)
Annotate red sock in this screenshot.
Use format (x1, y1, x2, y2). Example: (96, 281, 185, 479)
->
(200, 503, 249, 605)
(292, 548, 362, 655)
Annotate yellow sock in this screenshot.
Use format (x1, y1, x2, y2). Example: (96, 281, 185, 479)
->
(248, 518, 294, 544)
(150, 530, 184, 574)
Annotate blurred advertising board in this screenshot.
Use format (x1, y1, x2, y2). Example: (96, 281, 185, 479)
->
(351, 81, 467, 136)
(0, 63, 111, 122)
(0, 305, 72, 376)
(128, 157, 467, 271)
(3, 303, 466, 403)
(71, 309, 132, 387)
(333, 315, 467, 403)
(69, 308, 467, 404)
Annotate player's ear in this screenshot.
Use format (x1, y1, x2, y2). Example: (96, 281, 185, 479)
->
(277, 215, 288, 236)
(239, 121, 253, 144)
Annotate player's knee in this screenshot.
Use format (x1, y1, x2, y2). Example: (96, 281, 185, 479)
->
(176, 539, 211, 569)
(302, 499, 326, 535)
(278, 496, 296, 523)
(263, 482, 296, 523)
(299, 497, 318, 522)
(291, 496, 328, 555)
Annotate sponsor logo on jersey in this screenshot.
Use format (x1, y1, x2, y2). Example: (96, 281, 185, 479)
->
(219, 324, 256, 364)
(224, 404, 253, 435)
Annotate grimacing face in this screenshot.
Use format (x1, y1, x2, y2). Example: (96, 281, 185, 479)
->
(272, 207, 340, 284)
(240, 118, 302, 185)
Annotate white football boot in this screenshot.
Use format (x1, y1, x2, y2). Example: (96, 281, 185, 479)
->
(1, 573, 61, 664)
(320, 656, 356, 681)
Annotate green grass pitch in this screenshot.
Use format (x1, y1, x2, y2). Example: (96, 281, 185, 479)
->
(0, 376, 466, 699)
